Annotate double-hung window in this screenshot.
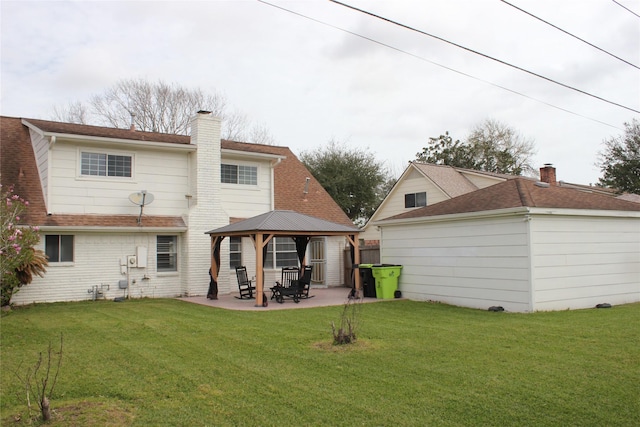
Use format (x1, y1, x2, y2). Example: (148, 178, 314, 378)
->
(264, 237, 298, 269)
(45, 235, 74, 262)
(221, 164, 257, 185)
(157, 236, 178, 272)
(405, 192, 427, 208)
(229, 237, 242, 269)
(81, 152, 132, 177)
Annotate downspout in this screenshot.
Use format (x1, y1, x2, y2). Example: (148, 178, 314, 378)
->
(46, 136, 56, 214)
(524, 210, 534, 312)
(270, 158, 282, 210)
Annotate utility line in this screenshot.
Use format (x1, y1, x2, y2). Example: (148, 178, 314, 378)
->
(328, 0, 639, 114)
(256, 0, 622, 130)
(612, 0, 640, 19)
(501, 0, 639, 70)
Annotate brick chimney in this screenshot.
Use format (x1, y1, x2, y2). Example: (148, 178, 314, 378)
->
(540, 164, 557, 186)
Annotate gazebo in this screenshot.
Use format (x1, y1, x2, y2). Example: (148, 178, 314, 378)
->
(205, 210, 361, 307)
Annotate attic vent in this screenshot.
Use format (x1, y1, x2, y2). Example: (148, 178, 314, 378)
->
(534, 181, 550, 188)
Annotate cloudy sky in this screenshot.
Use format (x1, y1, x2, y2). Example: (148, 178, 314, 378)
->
(2, 0, 638, 185)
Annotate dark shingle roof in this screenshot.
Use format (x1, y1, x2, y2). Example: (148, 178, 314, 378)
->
(382, 178, 640, 221)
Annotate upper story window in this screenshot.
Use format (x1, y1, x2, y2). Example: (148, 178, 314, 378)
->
(81, 152, 132, 177)
(45, 235, 74, 262)
(405, 192, 427, 208)
(221, 164, 257, 185)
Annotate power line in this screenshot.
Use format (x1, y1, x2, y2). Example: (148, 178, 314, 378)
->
(501, 0, 640, 70)
(612, 0, 640, 19)
(256, 0, 623, 130)
(328, 0, 640, 115)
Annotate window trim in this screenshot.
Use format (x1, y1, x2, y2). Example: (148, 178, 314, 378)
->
(44, 234, 74, 264)
(229, 236, 242, 269)
(404, 191, 427, 208)
(221, 163, 258, 186)
(157, 235, 178, 273)
(78, 148, 135, 180)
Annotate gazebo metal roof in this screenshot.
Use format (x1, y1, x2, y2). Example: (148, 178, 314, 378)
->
(205, 210, 360, 236)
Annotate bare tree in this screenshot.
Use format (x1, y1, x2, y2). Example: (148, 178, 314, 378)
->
(248, 121, 277, 146)
(51, 101, 89, 124)
(89, 78, 228, 134)
(50, 78, 276, 144)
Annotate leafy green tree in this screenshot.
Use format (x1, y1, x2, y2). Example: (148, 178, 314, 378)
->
(466, 119, 536, 175)
(416, 119, 536, 175)
(1, 185, 47, 307)
(415, 131, 475, 168)
(301, 141, 391, 226)
(597, 119, 640, 194)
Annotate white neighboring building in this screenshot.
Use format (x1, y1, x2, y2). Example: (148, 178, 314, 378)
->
(374, 178, 640, 312)
(360, 162, 515, 245)
(1, 114, 354, 305)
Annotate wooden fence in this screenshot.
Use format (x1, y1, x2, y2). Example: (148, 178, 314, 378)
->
(343, 245, 380, 287)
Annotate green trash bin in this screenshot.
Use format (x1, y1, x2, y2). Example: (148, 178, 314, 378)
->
(371, 264, 402, 299)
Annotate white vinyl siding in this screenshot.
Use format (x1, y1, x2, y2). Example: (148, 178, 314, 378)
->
(48, 143, 190, 215)
(381, 215, 532, 312)
(220, 158, 272, 215)
(530, 215, 640, 311)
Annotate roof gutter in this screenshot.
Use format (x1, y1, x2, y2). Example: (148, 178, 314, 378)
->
(374, 207, 531, 227)
(221, 148, 285, 162)
(374, 206, 640, 227)
(21, 120, 196, 152)
(37, 225, 188, 233)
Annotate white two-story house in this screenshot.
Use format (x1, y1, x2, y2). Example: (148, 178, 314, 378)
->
(1, 112, 354, 305)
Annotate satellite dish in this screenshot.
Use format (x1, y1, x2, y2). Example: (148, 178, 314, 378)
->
(129, 191, 154, 225)
(129, 191, 154, 206)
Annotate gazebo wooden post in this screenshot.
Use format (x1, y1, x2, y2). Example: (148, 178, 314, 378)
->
(255, 233, 264, 307)
(347, 234, 361, 292)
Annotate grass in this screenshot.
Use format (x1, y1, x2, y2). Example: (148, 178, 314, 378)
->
(1, 298, 639, 426)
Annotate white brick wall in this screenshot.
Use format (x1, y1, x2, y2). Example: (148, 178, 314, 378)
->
(181, 112, 226, 296)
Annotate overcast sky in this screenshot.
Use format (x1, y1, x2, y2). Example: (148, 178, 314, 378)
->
(2, 0, 639, 185)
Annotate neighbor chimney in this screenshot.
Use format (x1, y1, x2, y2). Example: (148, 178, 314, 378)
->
(130, 113, 136, 131)
(540, 164, 557, 186)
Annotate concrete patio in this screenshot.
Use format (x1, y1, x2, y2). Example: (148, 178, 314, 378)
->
(178, 286, 385, 311)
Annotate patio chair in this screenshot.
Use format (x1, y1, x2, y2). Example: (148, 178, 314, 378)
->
(271, 267, 300, 301)
(295, 265, 314, 299)
(235, 266, 256, 300)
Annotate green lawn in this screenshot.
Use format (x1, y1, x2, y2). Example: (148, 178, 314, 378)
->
(1, 299, 638, 426)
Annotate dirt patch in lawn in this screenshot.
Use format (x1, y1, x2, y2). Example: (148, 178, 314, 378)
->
(311, 339, 381, 352)
(4, 400, 136, 426)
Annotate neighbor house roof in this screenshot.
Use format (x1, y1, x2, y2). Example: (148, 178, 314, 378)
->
(381, 178, 640, 222)
(0, 116, 353, 229)
(412, 163, 479, 198)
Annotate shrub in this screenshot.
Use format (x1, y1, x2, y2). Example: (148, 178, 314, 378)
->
(0, 184, 47, 307)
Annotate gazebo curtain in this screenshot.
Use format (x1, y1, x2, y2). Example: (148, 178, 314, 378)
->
(207, 236, 225, 299)
(293, 236, 311, 267)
